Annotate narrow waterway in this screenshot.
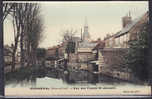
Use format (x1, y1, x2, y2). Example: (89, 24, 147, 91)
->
(5, 76, 148, 89)
(5, 64, 149, 91)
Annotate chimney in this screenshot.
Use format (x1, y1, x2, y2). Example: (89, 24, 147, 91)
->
(122, 11, 132, 28)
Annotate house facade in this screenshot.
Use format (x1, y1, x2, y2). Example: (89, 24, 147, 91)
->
(104, 11, 149, 48)
(92, 11, 149, 81)
(66, 18, 99, 71)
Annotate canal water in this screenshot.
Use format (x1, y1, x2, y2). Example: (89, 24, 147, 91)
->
(5, 76, 148, 89)
(5, 66, 149, 92)
(5, 66, 151, 96)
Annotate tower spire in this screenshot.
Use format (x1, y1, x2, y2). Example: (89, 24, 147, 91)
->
(83, 16, 90, 41)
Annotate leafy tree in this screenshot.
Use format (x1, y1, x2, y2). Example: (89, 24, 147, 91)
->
(55, 48, 59, 58)
(61, 28, 77, 42)
(25, 4, 44, 66)
(36, 48, 46, 69)
(3, 3, 15, 21)
(125, 23, 149, 81)
(61, 28, 77, 61)
(36, 48, 46, 60)
(66, 41, 76, 54)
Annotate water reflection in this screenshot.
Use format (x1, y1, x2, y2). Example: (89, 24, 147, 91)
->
(6, 76, 147, 89)
(5, 66, 146, 88)
(5, 70, 99, 88)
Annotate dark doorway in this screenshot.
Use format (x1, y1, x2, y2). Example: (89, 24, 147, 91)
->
(93, 64, 98, 72)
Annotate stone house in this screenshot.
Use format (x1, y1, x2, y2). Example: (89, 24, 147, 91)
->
(91, 41, 105, 73)
(47, 46, 57, 57)
(93, 11, 149, 81)
(114, 11, 149, 48)
(45, 56, 57, 68)
(104, 11, 149, 48)
(66, 18, 99, 71)
(67, 51, 96, 71)
(67, 39, 99, 71)
(47, 42, 66, 58)
(93, 46, 133, 81)
(46, 45, 60, 68)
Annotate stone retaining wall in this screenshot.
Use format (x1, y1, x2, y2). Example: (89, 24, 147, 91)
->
(99, 48, 136, 81)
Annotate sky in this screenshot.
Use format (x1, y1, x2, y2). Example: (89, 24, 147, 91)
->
(4, 1, 148, 48)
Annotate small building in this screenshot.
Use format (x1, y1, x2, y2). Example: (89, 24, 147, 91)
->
(66, 17, 99, 71)
(91, 40, 105, 73)
(45, 56, 58, 68)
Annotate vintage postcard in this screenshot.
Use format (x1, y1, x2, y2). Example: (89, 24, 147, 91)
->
(3, 1, 151, 97)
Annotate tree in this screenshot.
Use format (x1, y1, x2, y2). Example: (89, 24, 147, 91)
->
(61, 29, 77, 60)
(25, 4, 44, 66)
(3, 3, 17, 71)
(11, 4, 22, 71)
(125, 23, 149, 81)
(11, 3, 43, 67)
(55, 48, 59, 58)
(11, 3, 31, 68)
(3, 3, 15, 21)
(3, 3, 44, 71)
(36, 48, 46, 59)
(65, 41, 76, 54)
(61, 28, 77, 42)
(36, 48, 46, 66)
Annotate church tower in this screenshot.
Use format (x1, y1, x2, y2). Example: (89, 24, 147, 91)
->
(83, 17, 90, 42)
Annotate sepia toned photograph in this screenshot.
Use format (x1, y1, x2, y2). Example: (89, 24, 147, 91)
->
(2, 1, 151, 97)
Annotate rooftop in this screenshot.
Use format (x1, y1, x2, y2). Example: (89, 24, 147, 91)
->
(115, 11, 148, 38)
(92, 41, 105, 50)
(103, 11, 148, 40)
